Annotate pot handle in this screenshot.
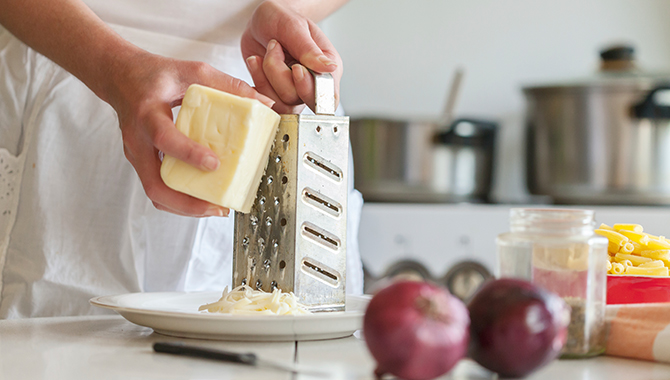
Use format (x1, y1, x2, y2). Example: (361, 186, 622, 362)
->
(633, 84, 670, 119)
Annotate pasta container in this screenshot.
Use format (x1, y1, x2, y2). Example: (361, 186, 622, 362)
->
(232, 72, 349, 312)
(607, 275, 670, 304)
(497, 208, 608, 358)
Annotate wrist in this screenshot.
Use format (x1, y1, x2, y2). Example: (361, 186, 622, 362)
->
(87, 40, 149, 107)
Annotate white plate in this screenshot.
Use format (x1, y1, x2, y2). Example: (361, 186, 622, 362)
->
(90, 292, 369, 341)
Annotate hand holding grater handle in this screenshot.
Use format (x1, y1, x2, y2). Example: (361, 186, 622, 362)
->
(233, 70, 349, 312)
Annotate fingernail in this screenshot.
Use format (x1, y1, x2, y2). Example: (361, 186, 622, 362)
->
(203, 155, 219, 171)
(257, 93, 275, 108)
(205, 205, 225, 217)
(293, 64, 305, 81)
(267, 39, 277, 52)
(246, 56, 259, 71)
(318, 56, 337, 67)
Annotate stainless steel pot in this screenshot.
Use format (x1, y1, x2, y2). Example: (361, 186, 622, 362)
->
(525, 46, 670, 204)
(350, 118, 497, 202)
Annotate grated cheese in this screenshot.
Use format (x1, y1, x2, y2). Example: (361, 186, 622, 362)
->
(199, 285, 310, 315)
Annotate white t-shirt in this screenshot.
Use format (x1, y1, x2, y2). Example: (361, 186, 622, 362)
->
(0, 0, 363, 318)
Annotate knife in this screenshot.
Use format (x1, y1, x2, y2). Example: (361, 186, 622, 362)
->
(153, 342, 330, 378)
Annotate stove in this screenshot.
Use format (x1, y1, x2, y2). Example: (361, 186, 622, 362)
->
(358, 203, 670, 300)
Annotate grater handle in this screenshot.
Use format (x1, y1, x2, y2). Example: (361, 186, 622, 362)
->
(312, 71, 336, 116)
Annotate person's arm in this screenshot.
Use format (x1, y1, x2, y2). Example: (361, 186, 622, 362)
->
(0, 0, 274, 217)
(273, 0, 349, 23)
(242, 0, 349, 114)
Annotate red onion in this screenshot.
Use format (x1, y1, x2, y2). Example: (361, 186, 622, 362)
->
(363, 281, 470, 380)
(468, 278, 570, 378)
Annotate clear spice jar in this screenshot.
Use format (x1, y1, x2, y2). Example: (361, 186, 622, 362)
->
(497, 208, 608, 358)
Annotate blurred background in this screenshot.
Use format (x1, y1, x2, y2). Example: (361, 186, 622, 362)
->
(319, 0, 670, 297)
(323, 0, 670, 202)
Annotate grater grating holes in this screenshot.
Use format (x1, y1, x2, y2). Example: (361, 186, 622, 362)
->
(302, 187, 341, 218)
(303, 152, 342, 182)
(301, 222, 340, 251)
(301, 258, 340, 288)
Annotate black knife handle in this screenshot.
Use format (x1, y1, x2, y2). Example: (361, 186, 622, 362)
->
(153, 342, 257, 366)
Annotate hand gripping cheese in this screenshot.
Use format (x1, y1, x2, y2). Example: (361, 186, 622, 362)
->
(160, 84, 280, 213)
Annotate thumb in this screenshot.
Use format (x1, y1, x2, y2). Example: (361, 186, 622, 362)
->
(192, 62, 275, 108)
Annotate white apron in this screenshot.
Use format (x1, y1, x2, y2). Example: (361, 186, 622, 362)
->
(0, 0, 364, 319)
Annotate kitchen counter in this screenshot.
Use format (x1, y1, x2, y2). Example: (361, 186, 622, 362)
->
(2, 315, 670, 380)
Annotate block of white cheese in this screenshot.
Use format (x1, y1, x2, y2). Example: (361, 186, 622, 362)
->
(160, 84, 280, 213)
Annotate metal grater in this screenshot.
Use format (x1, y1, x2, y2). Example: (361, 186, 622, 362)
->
(233, 73, 349, 312)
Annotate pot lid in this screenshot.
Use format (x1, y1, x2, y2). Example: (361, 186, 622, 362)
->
(523, 45, 670, 92)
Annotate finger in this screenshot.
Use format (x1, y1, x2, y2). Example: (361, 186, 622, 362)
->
(263, 40, 300, 106)
(247, 55, 305, 114)
(292, 64, 316, 111)
(246, 55, 281, 104)
(307, 22, 343, 108)
(240, 30, 267, 63)
(128, 138, 229, 217)
(189, 61, 275, 108)
(277, 19, 338, 74)
(145, 108, 220, 172)
(152, 198, 230, 218)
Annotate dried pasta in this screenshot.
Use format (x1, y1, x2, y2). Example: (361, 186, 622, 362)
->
(614, 252, 652, 266)
(595, 229, 629, 246)
(620, 242, 635, 254)
(613, 223, 643, 233)
(639, 260, 665, 269)
(608, 241, 620, 255)
(597, 223, 670, 277)
(611, 262, 625, 274)
(618, 230, 650, 245)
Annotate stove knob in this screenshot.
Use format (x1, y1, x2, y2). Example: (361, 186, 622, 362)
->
(442, 261, 492, 302)
(364, 260, 433, 294)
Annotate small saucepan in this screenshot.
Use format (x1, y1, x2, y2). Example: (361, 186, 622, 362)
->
(349, 117, 498, 203)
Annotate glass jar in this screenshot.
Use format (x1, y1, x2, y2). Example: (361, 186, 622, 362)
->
(497, 208, 608, 358)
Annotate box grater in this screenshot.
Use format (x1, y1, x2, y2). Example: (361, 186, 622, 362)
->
(233, 72, 349, 312)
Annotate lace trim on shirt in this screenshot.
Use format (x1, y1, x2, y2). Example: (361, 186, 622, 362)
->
(0, 149, 19, 244)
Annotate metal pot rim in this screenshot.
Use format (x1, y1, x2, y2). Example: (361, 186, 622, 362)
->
(523, 73, 670, 93)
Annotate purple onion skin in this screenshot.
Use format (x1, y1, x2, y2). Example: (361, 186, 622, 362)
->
(363, 281, 470, 380)
(468, 278, 570, 378)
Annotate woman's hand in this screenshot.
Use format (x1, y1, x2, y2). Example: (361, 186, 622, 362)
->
(106, 51, 274, 217)
(0, 0, 344, 217)
(241, 0, 344, 114)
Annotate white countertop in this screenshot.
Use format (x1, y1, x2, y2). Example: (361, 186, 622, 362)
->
(1, 315, 670, 380)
